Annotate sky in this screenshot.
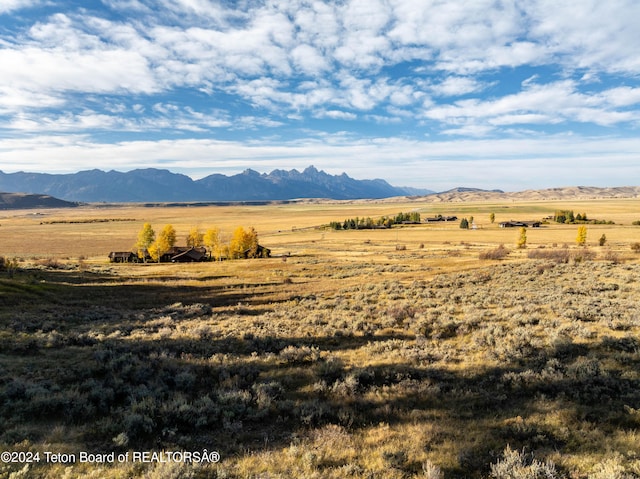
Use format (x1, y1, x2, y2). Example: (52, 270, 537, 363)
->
(1, 0, 639, 191)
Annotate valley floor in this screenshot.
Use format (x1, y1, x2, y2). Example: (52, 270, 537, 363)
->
(1, 199, 640, 478)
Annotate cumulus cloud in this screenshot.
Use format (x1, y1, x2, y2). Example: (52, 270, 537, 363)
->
(430, 77, 487, 97)
(1, 0, 639, 189)
(2, 134, 639, 190)
(0, 0, 41, 14)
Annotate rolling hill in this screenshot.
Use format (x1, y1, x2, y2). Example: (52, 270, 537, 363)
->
(0, 192, 79, 209)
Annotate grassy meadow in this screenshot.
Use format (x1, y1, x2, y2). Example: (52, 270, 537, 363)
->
(1, 197, 640, 478)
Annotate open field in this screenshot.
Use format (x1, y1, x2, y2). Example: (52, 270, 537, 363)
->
(1, 197, 640, 478)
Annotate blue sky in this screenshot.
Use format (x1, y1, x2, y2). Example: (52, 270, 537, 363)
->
(1, 0, 639, 191)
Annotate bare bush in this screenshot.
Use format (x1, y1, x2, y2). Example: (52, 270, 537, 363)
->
(602, 250, 622, 264)
(479, 244, 510, 260)
(527, 249, 571, 263)
(421, 460, 444, 479)
(490, 446, 563, 479)
(279, 344, 321, 363)
(35, 257, 63, 269)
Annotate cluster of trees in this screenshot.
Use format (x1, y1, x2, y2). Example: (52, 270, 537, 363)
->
(329, 212, 421, 230)
(459, 216, 474, 229)
(134, 223, 261, 262)
(554, 210, 614, 225)
(554, 210, 587, 224)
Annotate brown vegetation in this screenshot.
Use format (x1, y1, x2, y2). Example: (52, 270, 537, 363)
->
(1, 198, 640, 478)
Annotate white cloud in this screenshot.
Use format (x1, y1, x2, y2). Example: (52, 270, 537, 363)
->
(431, 77, 486, 97)
(2, 134, 639, 190)
(525, 0, 640, 74)
(423, 80, 640, 132)
(0, 86, 63, 110)
(317, 110, 357, 120)
(291, 44, 329, 76)
(0, 0, 41, 14)
(1, 13, 159, 97)
(1, 0, 640, 192)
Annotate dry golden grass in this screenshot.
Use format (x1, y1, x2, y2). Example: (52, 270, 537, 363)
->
(1, 197, 638, 261)
(1, 197, 640, 479)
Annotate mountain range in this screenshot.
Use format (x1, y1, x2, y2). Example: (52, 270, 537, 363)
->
(0, 166, 431, 203)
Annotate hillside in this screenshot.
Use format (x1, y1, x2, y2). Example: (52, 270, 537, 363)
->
(0, 192, 79, 209)
(0, 166, 431, 203)
(413, 185, 640, 203)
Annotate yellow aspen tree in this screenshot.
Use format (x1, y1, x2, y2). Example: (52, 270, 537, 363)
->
(203, 227, 221, 260)
(161, 224, 177, 248)
(229, 226, 259, 259)
(244, 227, 259, 258)
(150, 224, 176, 262)
(517, 227, 527, 249)
(577, 225, 587, 246)
(135, 222, 155, 261)
(187, 227, 204, 247)
(229, 226, 247, 259)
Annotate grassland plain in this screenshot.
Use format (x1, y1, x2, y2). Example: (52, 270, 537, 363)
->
(1, 197, 640, 478)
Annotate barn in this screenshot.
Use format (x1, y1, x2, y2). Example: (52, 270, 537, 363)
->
(170, 247, 208, 262)
(108, 251, 138, 263)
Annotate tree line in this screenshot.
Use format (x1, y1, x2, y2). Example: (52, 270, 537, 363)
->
(134, 223, 264, 262)
(329, 212, 421, 230)
(554, 210, 614, 225)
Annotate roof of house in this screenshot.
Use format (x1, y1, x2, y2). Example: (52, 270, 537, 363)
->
(109, 251, 135, 258)
(171, 247, 207, 262)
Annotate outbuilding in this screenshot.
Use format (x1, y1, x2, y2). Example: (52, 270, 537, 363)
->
(108, 251, 138, 263)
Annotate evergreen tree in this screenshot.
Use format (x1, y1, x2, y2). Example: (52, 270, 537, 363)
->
(599, 234, 607, 246)
(460, 218, 469, 229)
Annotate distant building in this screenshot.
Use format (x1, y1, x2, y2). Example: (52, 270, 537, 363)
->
(108, 251, 138, 263)
(243, 244, 271, 259)
(170, 247, 208, 262)
(157, 246, 207, 262)
(499, 221, 541, 228)
(425, 215, 458, 222)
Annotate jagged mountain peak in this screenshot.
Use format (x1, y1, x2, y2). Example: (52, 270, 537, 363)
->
(0, 166, 430, 202)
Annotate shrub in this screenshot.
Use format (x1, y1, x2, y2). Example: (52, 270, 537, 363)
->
(490, 446, 563, 479)
(479, 245, 510, 260)
(1, 256, 19, 277)
(588, 456, 635, 479)
(599, 234, 607, 246)
(602, 250, 621, 264)
(631, 242, 640, 253)
(421, 460, 444, 479)
(36, 257, 62, 269)
(279, 345, 321, 363)
(572, 249, 596, 263)
(527, 249, 571, 263)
